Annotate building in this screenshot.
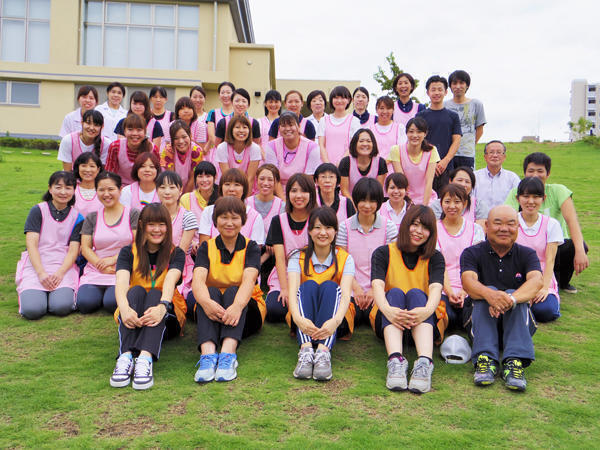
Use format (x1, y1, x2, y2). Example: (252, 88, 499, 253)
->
(570, 79, 599, 140)
(0, 0, 358, 138)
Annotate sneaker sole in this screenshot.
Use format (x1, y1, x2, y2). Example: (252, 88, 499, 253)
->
(215, 374, 237, 382)
(110, 378, 131, 388)
(386, 382, 407, 391)
(505, 383, 526, 392)
(563, 289, 577, 294)
(408, 386, 430, 394)
(132, 379, 154, 390)
(474, 379, 495, 386)
(194, 375, 215, 383)
(293, 371, 312, 380)
(313, 373, 332, 381)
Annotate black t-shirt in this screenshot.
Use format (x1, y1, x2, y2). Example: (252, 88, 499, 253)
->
(268, 116, 316, 140)
(194, 234, 260, 271)
(215, 117, 261, 140)
(116, 244, 186, 274)
(371, 245, 445, 285)
(317, 190, 356, 217)
(24, 202, 83, 242)
(153, 111, 173, 122)
(460, 241, 541, 291)
(415, 108, 461, 160)
(338, 156, 388, 177)
(266, 213, 307, 246)
(114, 118, 164, 139)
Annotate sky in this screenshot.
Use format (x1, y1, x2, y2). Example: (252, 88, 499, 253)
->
(249, 0, 600, 142)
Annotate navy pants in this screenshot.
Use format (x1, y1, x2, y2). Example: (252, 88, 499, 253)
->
(453, 156, 475, 170)
(77, 284, 117, 313)
(441, 294, 473, 332)
(381, 288, 435, 330)
(531, 294, 560, 323)
(265, 290, 288, 323)
(471, 287, 535, 367)
(296, 280, 341, 349)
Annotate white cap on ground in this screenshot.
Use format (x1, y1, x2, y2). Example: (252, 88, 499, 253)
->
(440, 334, 472, 364)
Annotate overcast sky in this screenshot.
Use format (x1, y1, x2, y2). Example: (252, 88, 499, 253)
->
(250, 0, 600, 142)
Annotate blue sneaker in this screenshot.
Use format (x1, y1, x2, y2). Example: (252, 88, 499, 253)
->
(215, 353, 238, 382)
(194, 353, 218, 383)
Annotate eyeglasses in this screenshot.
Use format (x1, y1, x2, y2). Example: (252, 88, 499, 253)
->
(485, 151, 505, 156)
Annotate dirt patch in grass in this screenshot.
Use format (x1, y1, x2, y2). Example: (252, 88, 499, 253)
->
(168, 399, 189, 416)
(46, 413, 79, 437)
(96, 413, 169, 438)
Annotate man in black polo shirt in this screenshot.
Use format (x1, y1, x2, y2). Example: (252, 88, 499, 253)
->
(460, 205, 542, 391)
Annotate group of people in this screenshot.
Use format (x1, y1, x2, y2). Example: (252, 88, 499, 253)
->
(17, 71, 589, 393)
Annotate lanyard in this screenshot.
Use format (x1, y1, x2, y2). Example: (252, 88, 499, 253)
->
(149, 264, 157, 289)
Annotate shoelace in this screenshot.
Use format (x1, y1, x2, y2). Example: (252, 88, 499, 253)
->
(114, 356, 132, 374)
(297, 350, 313, 365)
(389, 358, 405, 375)
(135, 359, 151, 377)
(506, 360, 524, 379)
(218, 353, 235, 369)
(412, 360, 430, 378)
(314, 352, 330, 367)
(196, 355, 217, 369)
(476, 356, 492, 373)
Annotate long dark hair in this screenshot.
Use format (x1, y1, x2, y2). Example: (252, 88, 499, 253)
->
(81, 109, 105, 158)
(396, 205, 437, 259)
(301, 207, 339, 278)
(135, 203, 173, 279)
(73, 151, 103, 182)
(405, 117, 434, 151)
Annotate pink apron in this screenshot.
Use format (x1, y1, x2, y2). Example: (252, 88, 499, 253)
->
(516, 214, 560, 301)
(462, 196, 476, 222)
(16, 202, 80, 299)
(259, 116, 273, 148)
(369, 122, 402, 174)
(70, 132, 105, 163)
(191, 117, 208, 144)
(129, 182, 159, 210)
(399, 143, 437, 205)
(379, 200, 406, 231)
(273, 137, 311, 190)
(116, 138, 135, 186)
(154, 111, 172, 150)
(172, 147, 193, 187)
(208, 205, 260, 242)
(171, 206, 195, 298)
(361, 114, 376, 128)
(80, 206, 134, 286)
(277, 117, 308, 138)
(247, 195, 283, 236)
(74, 184, 102, 219)
(393, 101, 419, 127)
(324, 114, 353, 166)
(267, 213, 308, 291)
(345, 215, 388, 292)
(436, 218, 475, 294)
(317, 193, 349, 224)
(348, 156, 382, 194)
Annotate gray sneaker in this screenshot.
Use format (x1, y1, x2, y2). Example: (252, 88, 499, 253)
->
(293, 347, 314, 379)
(312, 350, 332, 381)
(110, 354, 134, 388)
(386, 357, 408, 391)
(408, 357, 434, 394)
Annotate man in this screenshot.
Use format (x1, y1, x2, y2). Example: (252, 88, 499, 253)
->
(505, 152, 589, 293)
(461, 206, 543, 391)
(444, 70, 486, 170)
(416, 75, 462, 194)
(474, 140, 521, 208)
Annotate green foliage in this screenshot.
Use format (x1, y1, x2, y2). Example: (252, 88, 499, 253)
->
(372, 52, 421, 103)
(567, 117, 594, 139)
(0, 136, 59, 150)
(581, 135, 600, 148)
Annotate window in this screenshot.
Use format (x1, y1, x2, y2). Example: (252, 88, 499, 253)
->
(0, 0, 50, 63)
(0, 80, 40, 105)
(588, 99, 596, 104)
(83, 1, 198, 71)
(589, 86, 597, 92)
(588, 111, 596, 117)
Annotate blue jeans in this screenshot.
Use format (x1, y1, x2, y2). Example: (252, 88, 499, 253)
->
(531, 294, 560, 322)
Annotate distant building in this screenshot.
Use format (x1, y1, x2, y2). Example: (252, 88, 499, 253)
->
(570, 79, 599, 140)
(521, 136, 539, 143)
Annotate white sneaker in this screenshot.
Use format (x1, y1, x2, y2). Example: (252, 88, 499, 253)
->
(386, 357, 408, 391)
(110, 354, 133, 388)
(408, 357, 434, 394)
(312, 350, 332, 381)
(132, 357, 154, 390)
(293, 347, 314, 379)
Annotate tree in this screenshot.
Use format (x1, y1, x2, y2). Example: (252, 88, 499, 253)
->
(568, 117, 594, 139)
(373, 52, 421, 103)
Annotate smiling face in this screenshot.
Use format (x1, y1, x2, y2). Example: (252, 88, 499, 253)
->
(353, 91, 369, 112)
(310, 95, 325, 116)
(395, 75, 412, 98)
(107, 87, 124, 108)
(426, 81, 447, 104)
(78, 160, 101, 184)
(78, 91, 97, 113)
(145, 221, 168, 246)
(82, 117, 102, 141)
(357, 198, 378, 218)
(288, 181, 310, 211)
(256, 169, 275, 196)
(219, 85, 233, 106)
(376, 103, 393, 124)
(279, 119, 300, 142)
(355, 131, 373, 157)
(190, 90, 205, 112)
(332, 95, 349, 112)
(232, 94, 249, 116)
(137, 158, 158, 183)
(222, 181, 244, 199)
(386, 180, 406, 203)
(484, 142, 506, 170)
(216, 211, 243, 239)
(517, 192, 544, 215)
(451, 170, 473, 196)
(525, 163, 549, 184)
(315, 171, 337, 193)
(195, 172, 214, 192)
(309, 218, 336, 249)
(178, 107, 194, 124)
(406, 123, 426, 147)
(173, 128, 191, 154)
(409, 218, 431, 249)
(232, 122, 250, 142)
(125, 125, 145, 148)
(96, 178, 121, 208)
(441, 193, 465, 219)
(486, 206, 518, 248)
(157, 180, 182, 206)
(49, 179, 75, 207)
(130, 101, 146, 116)
(284, 93, 302, 115)
(265, 98, 281, 115)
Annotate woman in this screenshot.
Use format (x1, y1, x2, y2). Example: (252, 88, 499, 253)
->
(306, 90, 328, 143)
(110, 204, 186, 390)
(318, 86, 361, 166)
(268, 90, 317, 141)
(515, 177, 563, 322)
(430, 166, 489, 227)
(58, 110, 110, 170)
(339, 128, 387, 198)
(246, 164, 285, 236)
(265, 173, 317, 323)
(105, 114, 159, 186)
(260, 89, 282, 148)
(72, 152, 103, 218)
(214, 115, 262, 188)
(161, 97, 205, 151)
(389, 117, 438, 206)
(215, 88, 261, 146)
(313, 163, 356, 224)
(179, 162, 219, 227)
(380, 173, 413, 230)
(436, 184, 484, 331)
(190, 86, 208, 149)
(16, 171, 82, 320)
(264, 111, 321, 195)
(78, 172, 139, 313)
(96, 82, 127, 141)
(369, 96, 405, 173)
(119, 152, 161, 209)
(114, 91, 164, 149)
(191, 196, 265, 383)
(206, 81, 235, 151)
(337, 178, 397, 326)
(371, 205, 447, 394)
(59, 85, 98, 138)
(352, 86, 375, 127)
(160, 120, 203, 193)
(149, 86, 174, 142)
(392, 72, 426, 127)
(288, 207, 354, 381)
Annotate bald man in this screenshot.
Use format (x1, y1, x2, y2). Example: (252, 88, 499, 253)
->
(460, 206, 542, 391)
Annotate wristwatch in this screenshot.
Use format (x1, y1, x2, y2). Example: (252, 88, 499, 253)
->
(508, 294, 517, 309)
(159, 300, 174, 315)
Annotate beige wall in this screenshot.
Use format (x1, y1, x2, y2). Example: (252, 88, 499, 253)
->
(276, 79, 362, 100)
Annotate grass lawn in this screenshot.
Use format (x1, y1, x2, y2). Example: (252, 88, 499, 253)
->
(0, 142, 598, 448)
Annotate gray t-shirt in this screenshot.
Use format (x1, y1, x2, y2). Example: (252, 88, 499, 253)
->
(444, 98, 486, 157)
(252, 198, 286, 219)
(81, 209, 140, 235)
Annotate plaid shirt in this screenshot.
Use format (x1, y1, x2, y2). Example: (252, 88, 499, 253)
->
(105, 140, 159, 173)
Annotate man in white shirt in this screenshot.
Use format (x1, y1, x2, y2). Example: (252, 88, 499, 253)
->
(474, 140, 520, 208)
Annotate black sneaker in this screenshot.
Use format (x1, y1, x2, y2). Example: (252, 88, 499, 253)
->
(502, 359, 527, 391)
(473, 355, 498, 386)
(563, 284, 577, 294)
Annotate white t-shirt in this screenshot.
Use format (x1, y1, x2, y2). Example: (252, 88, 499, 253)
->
(79, 187, 96, 200)
(317, 114, 361, 139)
(518, 213, 564, 244)
(119, 185, 157, 208)
(214, 142, 262, 165)
(198, 204, 265, 245)
(435, 220, 486, 250)
(57, 133, 111, 164)
(95, 102, 127, 142)
(306, 114, 327, 142)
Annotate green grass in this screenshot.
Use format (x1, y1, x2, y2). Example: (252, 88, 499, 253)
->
(0, 143, 599, 448)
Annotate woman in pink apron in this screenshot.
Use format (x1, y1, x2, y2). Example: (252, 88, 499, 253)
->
(339, 128, 387, 198)
(58, 110, 109, 171)
(114, 91, 164, 149)
(77, 172, 137, 313)
(380, 173, 413, 232)
(189, 86, 209, 152)
(390, 117, 438, 206)
(73, 152, 103, 219)
(268, 90, 315, 143)
(448, 166, 488, 227)
(436, 184, 484, 331)
(214, 115, 261, 189)
(352, 87, 376, 127)
(119, 152, 160, 210)
(314, 163, 356, 225)
(264, 111, 321, 197)
(319, 86, 361, 166)
(370, 96, 406, 173)
(337, 178, 397, 327)
(206, 81, 235, 154)
(516, 177, 563, 322)
(260, 90, 282, 149)
(149, 86, 173, 150)
(16, 171, 82, 320)
(265, 173, 317, 322)
(160, 119, 203, 193)
(392, 72, 425, 127)
(214, 89, 261, 147)
(59, 85, 98, 138)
